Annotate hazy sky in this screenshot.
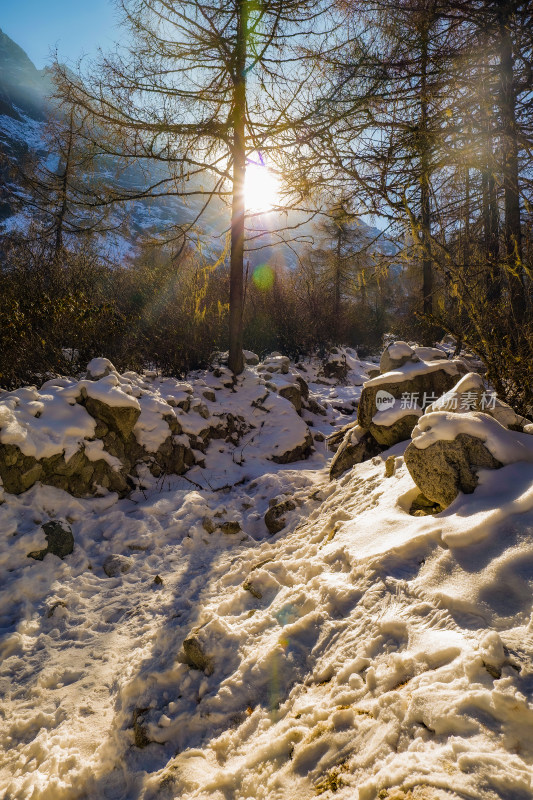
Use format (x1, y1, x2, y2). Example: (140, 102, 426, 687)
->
(2, 0, 120, 69)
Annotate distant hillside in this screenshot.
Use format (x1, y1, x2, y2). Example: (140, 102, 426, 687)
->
(0, 29, 396, 266)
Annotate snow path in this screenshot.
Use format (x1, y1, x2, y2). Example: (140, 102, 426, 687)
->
(2, 360, 533, 799)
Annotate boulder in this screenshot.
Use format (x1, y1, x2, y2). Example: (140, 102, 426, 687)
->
(152, 436, 195, 477)
(413, 346, 447, 362)
(295, 376, 309, 400)
(426, 372, 530, 432)
(0, 442, 130, 497)
(304, 397, 327, 416)
(243, 350, 259, 366)
(321, 354, 349, 382)
(27, 521, 74, 561)
(265, 499, 296, 534)
(358, 358, 468, 447)
(85, 357, 117, 380)
(329, 426, 383, 480)
(83, 395, 141, 441)
(271, 431, 313, 464)
(219, 521, 241, 535)
(370, 412, 421, 447)
(260, 355, 290, 374)
(132, 708, 151, 748)
(278, 383, 302, 413)
(409, 492, 443, 516)
(379, 341, 418, 374)
(327, 420, 360, 453)
(404, 433, 502, 508)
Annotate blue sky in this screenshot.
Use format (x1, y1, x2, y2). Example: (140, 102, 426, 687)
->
(2, 0, 119, 68)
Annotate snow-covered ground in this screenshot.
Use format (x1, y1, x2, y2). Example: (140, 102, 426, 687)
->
(1, 352, 533, 800)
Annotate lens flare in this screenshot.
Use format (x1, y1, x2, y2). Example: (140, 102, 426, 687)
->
(252, 264, 274, 290)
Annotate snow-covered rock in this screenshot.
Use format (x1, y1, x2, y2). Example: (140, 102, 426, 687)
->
(329, 424, 383, 479)
(404, 396, 533, 507)
(358, 351, 468, 447)
(379, 340, 418, 373)
(405, 429, 503, 507)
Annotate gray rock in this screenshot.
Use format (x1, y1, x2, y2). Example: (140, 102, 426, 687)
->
(404, 433, 502, 508)
(103, 554, 133, 577)
(243, 580, 262, 599)
(219, 521, 241, 535)
(358, 359, 468, 447)
(202, 516, 216, 534)
(327, 420, 359, 453)
(379, 341, 418, 374)
(243, 351, 260, 365)
(329, 427, 383, 480)
(183, 634, 214, 675)
(295, 376, 309, 400)
(132, 708, 151, 748)
(27, 521, 74, 561)
(202, 390, 216, 402)
(370, 413, 421, 447)
(271, 431, 313, 464)
(85, 358, 116, 380)
(384, 455, 396, 477)
(0, 443, 130, 498)
(83, 396, 140, 440)
(265, 499, 297, 534)
(305, 397, 327, 416)
(278, 384, 302, 413)
(409, 492, 443, 516)
(322, 357, 349, 382)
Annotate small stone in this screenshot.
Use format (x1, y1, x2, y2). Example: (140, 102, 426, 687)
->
(46, 601, 67, 618)
(154, 575, 163, 586)
(313, 432, 325, 442)
(409, 493, 444, 516)
(265, 500, 296, 534)
(103, 554, 133, 577)
(133, 708, 151, 748)
(202, 390, 216, 403)
(197, 404, 210, 419)
(219, 521, 241, 535)
(243, 580, 262, 599)
(202, 517, 216, 534)
(385, 455, 396, 477)
(182, 634, 214, 675)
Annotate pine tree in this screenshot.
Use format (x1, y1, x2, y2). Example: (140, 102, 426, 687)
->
(55, 0, 326, 373)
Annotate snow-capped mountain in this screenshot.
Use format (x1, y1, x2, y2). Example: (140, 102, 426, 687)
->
(0, 29, 396, 266)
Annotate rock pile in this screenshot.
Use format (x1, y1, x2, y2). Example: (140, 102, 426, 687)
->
(330, 341, 468, 478)
(0, 351, 334, 498)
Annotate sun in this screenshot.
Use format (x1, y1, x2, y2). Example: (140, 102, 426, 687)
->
(244, 158, 280, 213)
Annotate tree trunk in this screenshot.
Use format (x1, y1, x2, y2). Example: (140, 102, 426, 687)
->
(480, 46, 501, 303)
(53, 109, 75, 271)
(334, 227, 342, 342)
(419, 22, 433, 334)
(228, 0, 247, 376)
(497, 0, 524, 320)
